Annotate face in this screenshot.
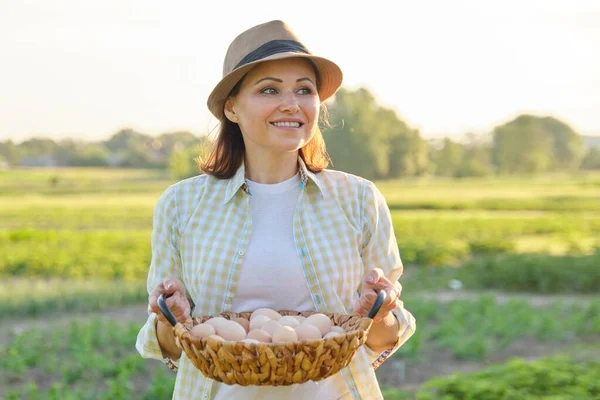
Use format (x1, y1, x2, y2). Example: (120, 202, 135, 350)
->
(224, 58, 320, 157)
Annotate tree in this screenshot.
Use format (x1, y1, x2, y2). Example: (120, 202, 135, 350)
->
(167, 139, 211, 180)
(456, 133, 492, 177)
(433, 138, 464, 177)
(0, 140, 20, 165)
(539, 117, 585, 170)
(105, 129, 158, 168)
(492, 115, 554, 174)
(581, 147, 600, 170)
(491, 115, 584, 174)
(324, 87, 428, 179)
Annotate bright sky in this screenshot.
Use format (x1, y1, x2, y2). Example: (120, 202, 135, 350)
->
(1, 0, 599, 142)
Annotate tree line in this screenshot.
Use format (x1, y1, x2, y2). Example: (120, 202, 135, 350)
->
(1, 87, 599, 180)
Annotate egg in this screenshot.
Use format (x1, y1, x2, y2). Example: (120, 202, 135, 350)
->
(272, 326, 298, 343)
(278, 316, 300, 328)
(331, 326, 346, 334)
(232, 317, 250, 333)
(250, 308, 282, 321)
(206, 334, 224, 342)
(216, 320, 247, 342)
(190, 323, 215, 339)
(323, 331, 341, 340)
(204, 317, 230, 333)
(249, 315, 271, 331)
(261, 320, 282, 336)
(241, 338, 260, 344)
(294, 315, 307, 323)
(294, 324, 322, 341)
(247, 329, 272, 342)
(303, 314, 333, 336)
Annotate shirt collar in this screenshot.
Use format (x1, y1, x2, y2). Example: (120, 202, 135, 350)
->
(221, 157, 325, 204)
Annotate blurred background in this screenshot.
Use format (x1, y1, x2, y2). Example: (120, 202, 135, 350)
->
(1, 1, 599, 399)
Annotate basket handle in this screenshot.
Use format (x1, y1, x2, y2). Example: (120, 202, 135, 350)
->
(157, 293, 178, 327)
(367, 290, 387, 319)
(159, 290, 386, 324)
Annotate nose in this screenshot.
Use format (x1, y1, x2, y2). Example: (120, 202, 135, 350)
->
(279, 93, 300, 113)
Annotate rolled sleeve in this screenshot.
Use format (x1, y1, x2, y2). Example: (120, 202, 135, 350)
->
(135, 184, 183, 366)
(136, 313, 166, 360)
(360, 181, 417, 368)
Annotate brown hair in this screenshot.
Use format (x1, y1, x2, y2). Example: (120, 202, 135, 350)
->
(199, 61, 332, 179)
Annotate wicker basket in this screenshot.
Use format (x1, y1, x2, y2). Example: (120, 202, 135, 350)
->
(157, 291, 385, 386)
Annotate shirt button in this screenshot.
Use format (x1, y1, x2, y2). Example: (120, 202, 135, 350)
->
(238, 250, 244, 256)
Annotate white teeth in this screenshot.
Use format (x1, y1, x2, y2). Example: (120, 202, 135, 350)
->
(273, 121, 301, 128)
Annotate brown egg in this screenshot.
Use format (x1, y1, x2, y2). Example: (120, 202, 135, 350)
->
(331, 326, 346, 334)
(272, 326, 298, 343)
(232, 317, 250, 333)
(247, 329, 272, 343)
(190, 323, 215, 339)
(249, 315, 271, 331)
(262, 320, 282, 336)
(216, 320, 247, 342)
(294, 324, 322, 341)
(250, 308, 282, 321)
(278, 316, 300, 328)
(303, 314, 333, 336)
(323, 331, 341, 340)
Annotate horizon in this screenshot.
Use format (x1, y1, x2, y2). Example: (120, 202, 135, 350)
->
(1, 1, 599, 142)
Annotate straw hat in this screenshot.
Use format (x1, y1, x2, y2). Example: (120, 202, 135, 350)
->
(207, 20, 343, 119)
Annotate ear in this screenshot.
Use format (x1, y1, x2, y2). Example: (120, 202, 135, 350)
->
(223, 98, 238, 123)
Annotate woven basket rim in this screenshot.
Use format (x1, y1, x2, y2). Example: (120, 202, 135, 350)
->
(172, 310, 374, 386)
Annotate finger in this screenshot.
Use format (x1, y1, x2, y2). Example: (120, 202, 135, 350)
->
(364, 268, 384, 285)
(162, 277, 178, 294)
(385, 287, 399, 303)
(354, 299, 371, 316)
(395, 282, 403, 297)
(355, 289, 387, 316)
(167, 292, 190, 322)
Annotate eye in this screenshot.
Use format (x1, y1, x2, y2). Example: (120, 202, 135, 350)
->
(297, 87, 313, 95)
(260, 87, 278, 95)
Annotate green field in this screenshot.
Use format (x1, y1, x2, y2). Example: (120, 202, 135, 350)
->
(1, 167, 599, 399)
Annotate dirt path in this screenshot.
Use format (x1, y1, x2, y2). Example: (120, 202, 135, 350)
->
(2, 293, 598, 391)
(0, 303, 148, 346)
(408, 290, 598, 306)
(2, 290, 595, 346)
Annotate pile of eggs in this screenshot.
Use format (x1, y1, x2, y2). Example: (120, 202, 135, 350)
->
(190, 308, 346, 344)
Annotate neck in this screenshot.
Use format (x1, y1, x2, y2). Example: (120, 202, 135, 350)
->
(244, 151, 299, 184)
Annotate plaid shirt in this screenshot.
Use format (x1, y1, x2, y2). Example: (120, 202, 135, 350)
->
(136, 158, 416, 400)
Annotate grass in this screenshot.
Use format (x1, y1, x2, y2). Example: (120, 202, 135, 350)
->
(394, 295, 600, 362)
(1, 319, 176, 400)
(2, 296, 598, 398)
(415, 357, 600, 399)
(0, 278, 146, 319)
(1, 167, 599, 397)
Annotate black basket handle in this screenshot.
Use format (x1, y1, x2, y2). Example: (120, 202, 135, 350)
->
(367, 290, 387, 319)
(158, 289, 386, 325)
(157, 293, 178, 327)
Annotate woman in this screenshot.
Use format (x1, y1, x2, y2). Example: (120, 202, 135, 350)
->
(136, 20, 416, 400)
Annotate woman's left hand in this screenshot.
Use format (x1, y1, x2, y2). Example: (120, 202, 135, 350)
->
(354, 268, 401, 323)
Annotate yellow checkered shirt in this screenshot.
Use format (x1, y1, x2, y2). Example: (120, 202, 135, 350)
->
(136, 158, 416, 399)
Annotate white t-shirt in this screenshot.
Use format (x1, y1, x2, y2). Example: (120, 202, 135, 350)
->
(211, 173, 350, 400)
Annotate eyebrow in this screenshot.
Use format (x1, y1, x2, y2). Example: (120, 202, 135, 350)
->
(254, 77, 315, 85)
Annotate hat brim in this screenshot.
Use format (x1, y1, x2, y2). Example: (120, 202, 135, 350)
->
(207, 52, 343, 119)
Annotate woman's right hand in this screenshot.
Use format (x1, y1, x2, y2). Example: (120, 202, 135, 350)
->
(148, 277, 191, 326)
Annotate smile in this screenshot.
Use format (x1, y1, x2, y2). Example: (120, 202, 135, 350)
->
(271, 121, 303, 128)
